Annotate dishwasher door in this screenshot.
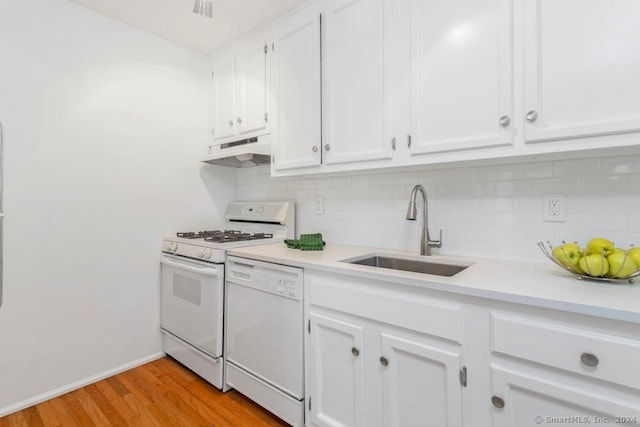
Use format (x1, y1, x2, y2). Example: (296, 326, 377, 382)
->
(225, 256, 304, 399)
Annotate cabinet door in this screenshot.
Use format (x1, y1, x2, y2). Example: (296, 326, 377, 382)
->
(491, 365, 640, 427)
(523, 0, 640, 143)
(235, 41, 270, 135)
(308, 312, 366, 427)
(210, 57, 236, 142)
(272, 9, 322, 171)
(380, 332, 463, 427)
(323, 0, 393, 165)
(408, 0, 513, 155)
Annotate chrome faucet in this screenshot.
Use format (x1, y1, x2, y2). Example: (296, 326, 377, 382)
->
(406, 184, 442, 256)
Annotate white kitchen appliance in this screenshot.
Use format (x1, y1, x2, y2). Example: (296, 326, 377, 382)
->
(160, 201, 294, 390)
(225, 256, 305, 427)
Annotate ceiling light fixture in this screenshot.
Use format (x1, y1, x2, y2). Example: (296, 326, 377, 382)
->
(193, 0, 213, 18)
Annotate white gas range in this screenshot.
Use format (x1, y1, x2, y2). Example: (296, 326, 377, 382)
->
(159, 201, 294, 391)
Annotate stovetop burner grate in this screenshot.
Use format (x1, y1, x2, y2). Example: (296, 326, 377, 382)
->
(177, 230, 274, 243)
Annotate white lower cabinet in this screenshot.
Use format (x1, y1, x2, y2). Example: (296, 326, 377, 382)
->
(308, 313, 365, 427)
(307, 309, 463, 427)
(488, 310, 640, 427)
(490, 365, 640, 427)
(380, 332, 462, 427)
(305, 271, 465, 427)
(304, 269, 640, 427)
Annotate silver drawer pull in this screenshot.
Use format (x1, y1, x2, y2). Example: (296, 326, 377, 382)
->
(351, 347, 360, 357)
(581, 352, 599, 367)
(379, 356, 389, 367)
(491, 395, 505, 409)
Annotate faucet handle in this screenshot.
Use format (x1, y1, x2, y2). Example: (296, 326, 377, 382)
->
(428, 229, 443, 249)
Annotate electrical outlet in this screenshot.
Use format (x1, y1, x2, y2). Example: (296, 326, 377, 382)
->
(314, 197, 324, 215)
(543, 194, 566, 222)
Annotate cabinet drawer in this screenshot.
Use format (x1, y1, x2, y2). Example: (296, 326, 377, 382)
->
(491, 312, 640, 390)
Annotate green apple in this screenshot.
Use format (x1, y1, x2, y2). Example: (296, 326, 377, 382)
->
(552, 243, 584, 273)
(585, 237, 614, 257)
(628, 247, 640, 266)
(607, 252, 638, 278)
(579, 253, 609, 277)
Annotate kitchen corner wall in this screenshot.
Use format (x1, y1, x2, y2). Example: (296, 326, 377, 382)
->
(0, 0, 236, 416)
(238, 155, 640, 262)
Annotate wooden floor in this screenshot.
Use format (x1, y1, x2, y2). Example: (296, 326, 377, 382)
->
(0, 357, 290, 427)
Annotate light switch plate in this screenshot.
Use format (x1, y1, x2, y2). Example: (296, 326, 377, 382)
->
(314, 197, 324, 215)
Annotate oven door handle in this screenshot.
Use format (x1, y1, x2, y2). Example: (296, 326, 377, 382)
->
(161, 255, 221, 277)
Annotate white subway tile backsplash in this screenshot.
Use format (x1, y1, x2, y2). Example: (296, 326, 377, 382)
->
(477, 164, 514, 182)
(629, 175, 640, 193)
(238, 156, 640, 261)
(446, 167, 478, 183)
(602, 155, 640, 175)
(477, 197, 513, 212)
(554, 158, 602, 177)
(578, 176, 628, 195)
(513, 162, 554, 180)
(532, 178, 580, 195)
(371, 174, 395, 187)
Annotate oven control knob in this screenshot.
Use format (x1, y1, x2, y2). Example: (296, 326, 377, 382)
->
(171, 243, 178, 252)
(203, 249, 212, 259)
(197, 249, 205, 258)
(163, 243, 172, 252)
(257, 206, 264, 214)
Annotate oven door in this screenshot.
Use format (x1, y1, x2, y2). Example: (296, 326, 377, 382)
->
(160, 254, 223, 358)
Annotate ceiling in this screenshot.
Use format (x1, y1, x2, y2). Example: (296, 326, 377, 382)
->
(68, 0, 308, 54)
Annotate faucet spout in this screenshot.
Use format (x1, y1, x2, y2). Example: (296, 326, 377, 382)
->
(406, 184, 442, 256)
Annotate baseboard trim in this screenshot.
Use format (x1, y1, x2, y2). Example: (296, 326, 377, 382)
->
(0, 352, 164, 418)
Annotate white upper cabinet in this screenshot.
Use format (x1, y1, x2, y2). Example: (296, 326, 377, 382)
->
(523, 0, 640, 143)
(408, 0, 513, 155)
(322, 0, 394, 165)
(209, 37, 270, 144)
(210, 57, 236, 142)
(235, 41, 270, 136)
(271, 7, 322, 172)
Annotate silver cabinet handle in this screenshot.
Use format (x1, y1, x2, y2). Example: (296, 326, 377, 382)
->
(312, 146, 318, 152)
(526, 110, 538, 122)
(499, 115, 510, 126)
(228, 119, 233, 126)
(581, 352, 599, 367)
(351, 347, 360, 357)
(237, 117, 242, 124)
(491, 396, 505, 409)
(324, 144, 331, 151)
(379, 356, 389, 367)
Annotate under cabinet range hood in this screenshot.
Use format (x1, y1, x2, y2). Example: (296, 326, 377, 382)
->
(201, 135, 271, 167)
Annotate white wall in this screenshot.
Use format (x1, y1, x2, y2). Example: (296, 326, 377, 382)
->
(238, 155, 640, 261)
(0, 0, 236, 415)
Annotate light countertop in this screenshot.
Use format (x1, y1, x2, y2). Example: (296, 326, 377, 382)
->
(227, 242, 640, 324)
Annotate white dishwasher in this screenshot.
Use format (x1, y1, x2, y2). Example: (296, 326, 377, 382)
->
(225, 256, 304, 427)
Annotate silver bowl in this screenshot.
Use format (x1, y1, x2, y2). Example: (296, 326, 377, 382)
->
(537, 241, 640, 285)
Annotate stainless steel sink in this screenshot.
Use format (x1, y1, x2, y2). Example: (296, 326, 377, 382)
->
(340, 254, 471, 277)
